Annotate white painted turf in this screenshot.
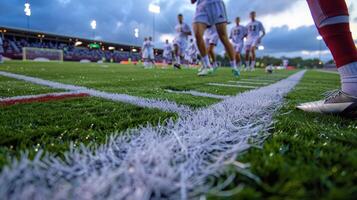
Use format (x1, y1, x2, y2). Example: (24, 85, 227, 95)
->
(0, 71, 191, 115)
(207, 83, 257, 89)
(0, 91, 87, 101)
(0, 71, 306, 200)
(165, 89, 230, 99)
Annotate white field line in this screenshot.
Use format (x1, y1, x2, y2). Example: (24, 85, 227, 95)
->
(0, 71, 306, 200)
(0, 91, 86, 101)
(228, 81, 270, 85)
(240, 78, 276, 82)
(165, 89, 230, 99)
(0, 71, 191, 115)
(207, 83, 257, 89)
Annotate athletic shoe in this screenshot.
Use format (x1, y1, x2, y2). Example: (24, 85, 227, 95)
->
(198, 67, 203, 72)
(174, 63, 182, 69)
(198, 68, 210, 76)
(231, 68, 241, 78)
(297, 90, 357, 118)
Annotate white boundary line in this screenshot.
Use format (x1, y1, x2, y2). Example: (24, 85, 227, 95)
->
(0, 71, 306, 200)
(0, 91, 86, 101)
(165, 89, 230, 99)
(207, 83, 257, 89)
(0, 71, 191, 115)
(228, 81, 270, 85)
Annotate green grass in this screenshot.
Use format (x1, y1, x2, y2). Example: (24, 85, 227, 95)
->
(0, 61, 295, 107)
(0, 97, 175, 167)
(209, 71, 357, 200)
(0, 76, 60, 97)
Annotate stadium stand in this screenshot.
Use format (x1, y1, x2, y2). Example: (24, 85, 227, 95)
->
(0, 26, 163, 63)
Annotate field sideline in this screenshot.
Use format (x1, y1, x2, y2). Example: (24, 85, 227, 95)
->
(0, 61, 355, 199)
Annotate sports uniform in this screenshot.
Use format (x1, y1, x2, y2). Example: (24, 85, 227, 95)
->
(193, 0, 228, 26)
(174, 23, 191, 55)
(148, 40, 155, 60)
(186, 41, 199, 64)
(141, 41, 150, 60)
(245, 20, 265, 50)
(163, 43, 173, 63)
(230, 25, 247, 54)
(204, 26, 219, 46)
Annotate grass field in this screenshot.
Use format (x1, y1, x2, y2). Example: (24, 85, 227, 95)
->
(0, 61, 355, 199)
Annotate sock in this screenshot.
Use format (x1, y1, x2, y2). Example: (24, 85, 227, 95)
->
(230, 60, 237, 69)
(319, 23, 357, 67)
(202, 55, 211, 69)
(251, 61, 256, 69)
(245, 61, 249, 69)
(338, 62, 357, 96)
(177, 56, 181, 65)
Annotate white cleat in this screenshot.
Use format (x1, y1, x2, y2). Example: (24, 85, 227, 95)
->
(297, 90, 357, 118)
(197, 68, 210, 76)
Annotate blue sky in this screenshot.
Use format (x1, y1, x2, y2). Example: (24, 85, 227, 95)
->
(0, 0, 356, 61)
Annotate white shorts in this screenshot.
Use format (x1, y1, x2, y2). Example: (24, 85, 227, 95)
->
(205, 34, 219, 46)
(245, 36, 260, 50)
(193, 1, 228, 26)
(163, 52, 172, 61)
(174, 38, 187, 56)
(142, 50, 149, 59)
(233, 42, 244, 54)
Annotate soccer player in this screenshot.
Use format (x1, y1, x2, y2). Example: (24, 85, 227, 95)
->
(163, 39, 173, 67)
(0, 36, 3, 64)
(148, 37, 156, 67)
(187, 38, 199, 67)
(245, 11, 265, 71)
(141, 37, 150, 68)
(297, 0, 357, 117)
(191, 0, 240, 77)
(230, 17, 248, 69)
(204, 26, 219, 70)
(173, 14, 192, 69)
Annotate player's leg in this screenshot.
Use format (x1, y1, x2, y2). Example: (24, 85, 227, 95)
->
(298, 0, 357, 117)
(236, 53, 242, 68)
(208, 43, 217, 68)
(245, 46, 251, 70)
(216, 23, 236, 68)
(193, 23, 211, 71)
(250, 46, 256, 71)
(174, 44, 181, 65)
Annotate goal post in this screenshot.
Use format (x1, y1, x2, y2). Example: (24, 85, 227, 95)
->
(22, 47, 64, 62)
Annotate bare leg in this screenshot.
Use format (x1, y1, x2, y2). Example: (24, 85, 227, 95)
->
(215, 23, 236, 68)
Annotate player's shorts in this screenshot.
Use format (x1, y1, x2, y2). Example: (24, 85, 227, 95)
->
(233, 42, 244, 53)
(193, 1, 228, 26)
(245, 36, 260, 50)
(149, 51, 155, 60)
(205, 34, 219, 46)
(163, 53, 172, 61)
(174, 38, 187, 56)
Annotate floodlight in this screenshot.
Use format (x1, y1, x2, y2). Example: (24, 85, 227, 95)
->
(24, 3, 31, 16)
(91, 20, 97, 30)
(134, 28, 139, 38)
(316, 36, 323, 41)
(148, 3, 160, 14)
(75, 41, 83, 46)
(258, 45, 265, 50)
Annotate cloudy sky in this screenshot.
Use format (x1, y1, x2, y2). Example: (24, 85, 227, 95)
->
(0, 0, 356, 61)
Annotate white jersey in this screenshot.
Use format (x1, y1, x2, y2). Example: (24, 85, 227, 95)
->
(186, 42, 198, 56)
(142, 41, 149, 52)
(163, 43, 172, 55)
(175, 23, 191, 41)
(246, 20, 265, 39)
(230, 25, 247, 44)
(148, 41, 154, 52)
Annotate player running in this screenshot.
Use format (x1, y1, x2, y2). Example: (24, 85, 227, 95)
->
(173, 14, 192, 69)
(297, 0, 357, 118)
(245, 11, 265, 71)
(163, 39, 173, 67)
(204, 26, 219, 70)
(191, 0, 240, 77)
(230, 17, 248, 69)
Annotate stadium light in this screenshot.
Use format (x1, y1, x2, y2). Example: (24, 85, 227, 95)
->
(24, 2, 31, 30)
(148, 3, 160, 14)
(134, 28, 139, 38)
(258, 45, 265, 50)
(316, 36, 323, 41)
(91, 20, 97, 30)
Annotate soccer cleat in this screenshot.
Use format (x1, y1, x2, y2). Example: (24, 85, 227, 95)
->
(198, 67, 203, 72)
(174, 63, 182, 69)
(297, 90, 357, 118)
(198, 68, 210, 76)
(231, 68, 241, 78)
